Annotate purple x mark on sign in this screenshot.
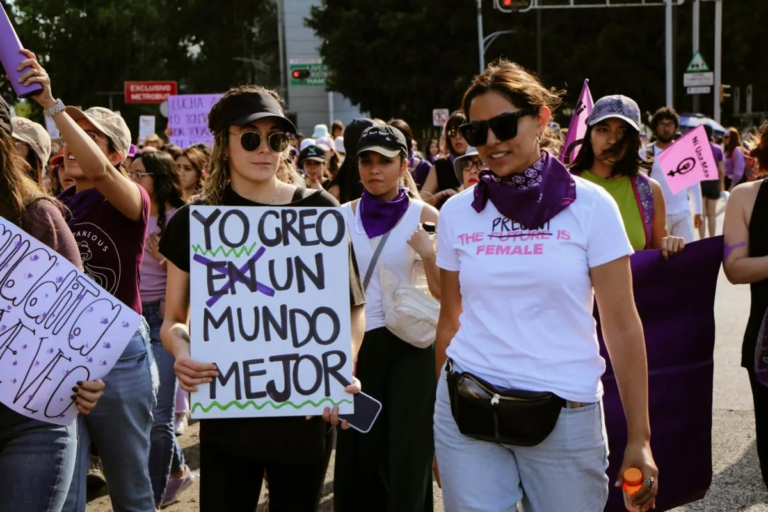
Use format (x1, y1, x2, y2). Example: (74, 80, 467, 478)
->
(193, 247, 275, 307)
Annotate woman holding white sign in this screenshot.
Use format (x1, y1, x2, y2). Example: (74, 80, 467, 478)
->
(336, 124, 440, 511)
(159, 85, 365, 512)
(18, 49, 159, 512)
(0, 93, 106, 512)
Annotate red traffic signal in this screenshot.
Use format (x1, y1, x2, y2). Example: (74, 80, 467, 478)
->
(292, 69, 311, 80)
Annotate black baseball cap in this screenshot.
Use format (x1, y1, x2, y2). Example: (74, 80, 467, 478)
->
(299, 144, 326, 165)
(212, 90, 296, 135)
(0, 95, 11, 136)
(356, 125, 408, 158)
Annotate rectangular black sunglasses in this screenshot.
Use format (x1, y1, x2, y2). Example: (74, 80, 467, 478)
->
(459, 109, 536, 147)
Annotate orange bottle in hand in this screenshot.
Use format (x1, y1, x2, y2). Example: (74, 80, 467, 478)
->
(622, 468, 648, 512)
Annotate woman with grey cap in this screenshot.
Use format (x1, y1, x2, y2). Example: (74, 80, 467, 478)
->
(570, 95, 685, 258)
(452, 146, 484, 190)
(12, 116, 51, 188)
(19, 49, 159, 512)
(158, 84, 365, 511)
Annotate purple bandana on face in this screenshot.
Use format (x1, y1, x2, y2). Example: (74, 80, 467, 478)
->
(472, 151, 576, 229)
(359, 188, 410, 239)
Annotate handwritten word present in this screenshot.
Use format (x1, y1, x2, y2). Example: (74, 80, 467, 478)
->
(189, 206, 353, 419)
(168, 94, 223, 149)
(0, 220, 141, 426)
(657, 125, 717, 195)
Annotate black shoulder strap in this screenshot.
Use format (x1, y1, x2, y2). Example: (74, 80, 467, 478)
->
(363, 231, 392, 291)
(291, 186, 305, 203)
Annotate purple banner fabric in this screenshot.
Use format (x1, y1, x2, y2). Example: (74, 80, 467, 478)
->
(598, 236, 723, 511)
(560, 79, 593, 165)
(0, 5, 42, 99)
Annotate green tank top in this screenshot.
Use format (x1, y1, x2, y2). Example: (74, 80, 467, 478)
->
(581, 171, 646, 251)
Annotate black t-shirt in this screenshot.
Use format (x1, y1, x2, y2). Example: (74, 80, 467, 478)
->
(160, 185, 365, 463)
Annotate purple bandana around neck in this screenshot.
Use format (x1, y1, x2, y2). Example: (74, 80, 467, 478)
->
(359, 188, 410, 239)
(59, 186, 106, 228)
(472, 151, 576, 229)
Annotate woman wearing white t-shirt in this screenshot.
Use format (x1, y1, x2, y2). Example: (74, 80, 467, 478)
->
(336, 125, 440, 511)
(434, 60, 658, 512)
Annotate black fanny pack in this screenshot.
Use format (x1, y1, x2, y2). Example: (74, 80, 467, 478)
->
(446, 359, 564, 447)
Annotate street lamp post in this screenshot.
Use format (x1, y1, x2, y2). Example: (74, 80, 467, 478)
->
(477, 0, 516, 74)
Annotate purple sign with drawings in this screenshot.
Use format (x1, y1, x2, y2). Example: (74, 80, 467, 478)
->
(168, 94, 222, 149)
(0, 218, 141, 426)
(598, 236, 723, 511)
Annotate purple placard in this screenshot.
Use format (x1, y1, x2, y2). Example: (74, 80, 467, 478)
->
(0, 5, 42, 99)
(167, 94, 222, 149)
(599, 236, 723, 511)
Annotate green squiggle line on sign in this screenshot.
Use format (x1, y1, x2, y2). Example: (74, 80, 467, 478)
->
(192, 397, 354, 414)
(191, 243, 258, 258)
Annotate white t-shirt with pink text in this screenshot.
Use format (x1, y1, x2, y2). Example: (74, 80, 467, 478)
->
(436, 177, 633, 403)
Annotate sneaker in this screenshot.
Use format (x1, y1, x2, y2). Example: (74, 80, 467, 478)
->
(174, 412, 188, 436)
(86, 455, 107, 492)
(161, 465, 197, 508)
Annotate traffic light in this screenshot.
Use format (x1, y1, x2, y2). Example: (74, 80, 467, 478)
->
(494, 0, 531, 11)
(720, 84, 731, 104)
(292, 69, 310, 80)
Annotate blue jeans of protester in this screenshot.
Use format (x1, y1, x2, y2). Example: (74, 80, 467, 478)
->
(63, 320, 158, 512)
(0, 404, 77, 512)
(143, 300, 185, 505)
(434, 363, 609, 512)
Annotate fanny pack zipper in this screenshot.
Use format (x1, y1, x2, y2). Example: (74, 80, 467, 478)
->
(464, 375, 552, 403)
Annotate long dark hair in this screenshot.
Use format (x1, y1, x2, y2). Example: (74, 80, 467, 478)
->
(444, 111, 467, 158)
(569, 122, 648, 177)
(724, 127, 742, 157)
(136, 151, 184, 236)
(22, 149, 42, 187)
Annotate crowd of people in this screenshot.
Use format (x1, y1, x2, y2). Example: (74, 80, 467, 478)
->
(1, 47, 768, 512)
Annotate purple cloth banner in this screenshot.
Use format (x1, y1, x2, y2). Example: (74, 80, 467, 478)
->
(598, 236, 723, 511)
(560, 79, 593, 165)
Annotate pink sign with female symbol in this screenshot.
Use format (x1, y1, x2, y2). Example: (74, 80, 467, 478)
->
(656, 126, 718, 195)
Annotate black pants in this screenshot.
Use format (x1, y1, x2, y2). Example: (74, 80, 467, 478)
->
(334, 327, 435, 512)
(199, 429, 333, 512)
(748, 368, 768, 489)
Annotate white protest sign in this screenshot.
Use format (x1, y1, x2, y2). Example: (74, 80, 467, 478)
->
(168, 94, 222, 149)
(0, 219, 141, 426)
(138, 115, 156, 144)
(189, 206, 354, 419)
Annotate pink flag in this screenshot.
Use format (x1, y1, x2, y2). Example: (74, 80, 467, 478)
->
(560, 79, 593, 165)
(657, 126, 718, 195)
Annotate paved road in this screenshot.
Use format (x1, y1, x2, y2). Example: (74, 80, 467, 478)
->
(88, 225, 768, 511)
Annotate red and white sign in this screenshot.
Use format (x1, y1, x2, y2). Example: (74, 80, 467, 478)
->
(432, 109, 450, 127)
(124, 81, 178, 104)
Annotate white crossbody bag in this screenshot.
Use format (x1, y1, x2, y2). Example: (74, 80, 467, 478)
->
(363, 231, 439, 349)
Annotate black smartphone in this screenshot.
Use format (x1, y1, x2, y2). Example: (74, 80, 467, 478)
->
(336, 375, 383, 434)
(422, 221, 436, 234)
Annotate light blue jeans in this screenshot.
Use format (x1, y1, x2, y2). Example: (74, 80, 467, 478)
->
(143, 300, 185, 506)
(0, 404, 77, 512)
(434, 365, 609, 512)
(63, 320, 159, 512)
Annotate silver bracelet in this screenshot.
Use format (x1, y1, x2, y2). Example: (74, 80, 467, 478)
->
(44, 99, 66, 118)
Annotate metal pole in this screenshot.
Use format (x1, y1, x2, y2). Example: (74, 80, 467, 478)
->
(477, 0, 485, 74)
(714, 0, 722, 123)
(328, 91, 335, 128)
(276, 0, 287, 101)
(692, 0, 700, 113)
(665, 0, 674, 108)
(536, 8, 543, 78)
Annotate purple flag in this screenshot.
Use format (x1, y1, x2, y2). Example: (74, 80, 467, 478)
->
(598, 236, 723, 511)
(0, 5, 42, 99)
(560, 79, 593, 165)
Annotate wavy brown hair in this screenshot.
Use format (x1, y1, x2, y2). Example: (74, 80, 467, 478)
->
(724, 127, 743, 157)
(0, 130, 48, 226)
(748, 121, 768, 172)
(461, 59, 564, 154)
(176, 147, 207, 196)
(135, 151, 184, 236)
(202, 85, 292, 205)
